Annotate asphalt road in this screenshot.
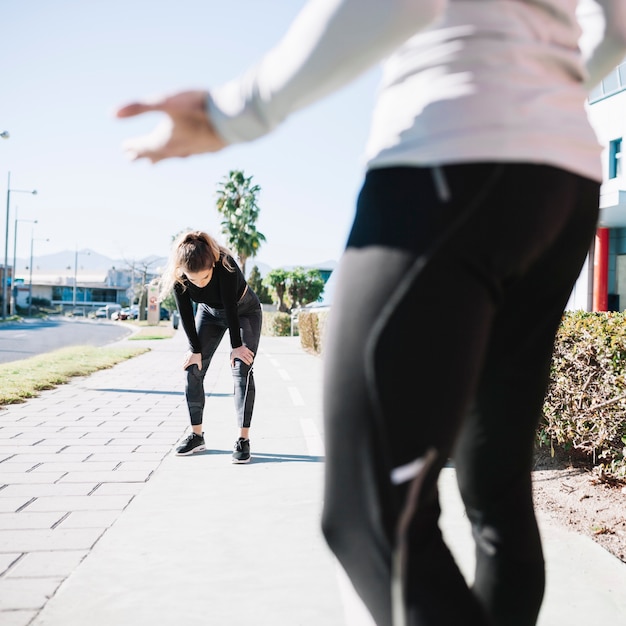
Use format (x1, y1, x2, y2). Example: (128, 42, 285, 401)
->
(0, 317, 134, 365)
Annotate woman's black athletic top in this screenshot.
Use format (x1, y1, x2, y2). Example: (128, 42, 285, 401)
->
(174, 254, 247, 352)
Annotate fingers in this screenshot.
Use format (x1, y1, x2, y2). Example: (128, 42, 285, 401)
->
(231, 348, 254, 366)
(115, 90, 226, 163)
(183, 353, 202, 370)
(115, 93, 174, 118)
(115, 102, 157, 119)
(115, 91, 201, 121)
(116, 99, 173, 162)
(121, 118, 175, 162)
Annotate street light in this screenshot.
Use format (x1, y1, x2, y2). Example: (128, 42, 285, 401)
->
(73, 248, 90, 311)
(3, 171, 37, 319)
(28, 229, 49, 317)
(11, 211, 38, 315)
(0, 131, 9, 140)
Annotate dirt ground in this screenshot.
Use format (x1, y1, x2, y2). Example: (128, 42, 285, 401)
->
(532, 447, 626, 563)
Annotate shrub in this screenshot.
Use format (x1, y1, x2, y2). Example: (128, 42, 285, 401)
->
(31, 297, 51, 307)
(541, 311, 626, 479)
(298, 310, 329, 355)
(287, 267, 325, 310)
(262, 311, 292, 337)
(247, 266, 273, 304)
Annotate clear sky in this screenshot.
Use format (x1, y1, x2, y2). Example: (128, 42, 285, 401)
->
(2, 0, 381, 270)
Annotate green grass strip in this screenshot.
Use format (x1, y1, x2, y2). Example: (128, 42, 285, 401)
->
(0, 345, 149, 406)
(114, 320, 177, 341)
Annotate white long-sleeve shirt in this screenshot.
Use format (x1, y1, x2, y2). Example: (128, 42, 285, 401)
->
(208, 0, 626, 182)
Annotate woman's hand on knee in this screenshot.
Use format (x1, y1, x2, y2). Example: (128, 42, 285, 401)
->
(183, 351, 202, 371)
(230, 345, 254, 366)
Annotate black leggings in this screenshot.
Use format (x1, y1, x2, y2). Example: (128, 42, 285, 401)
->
(321, 164, 599, 626)
(185, 288, 262, 429)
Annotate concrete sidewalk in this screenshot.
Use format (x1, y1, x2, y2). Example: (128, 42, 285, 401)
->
(0, 329, 625, 625)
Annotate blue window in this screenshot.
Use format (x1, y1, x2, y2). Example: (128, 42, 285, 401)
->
(609, 138, 622, 179)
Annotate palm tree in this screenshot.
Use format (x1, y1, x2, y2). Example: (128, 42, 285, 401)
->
(215, 170, 266, 275)
(287, 267, 325, 309)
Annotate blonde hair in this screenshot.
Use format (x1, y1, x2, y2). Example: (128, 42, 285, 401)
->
(160, 230, 234, 299)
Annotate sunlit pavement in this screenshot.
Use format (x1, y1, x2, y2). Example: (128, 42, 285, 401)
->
(0, 331, 624, 626)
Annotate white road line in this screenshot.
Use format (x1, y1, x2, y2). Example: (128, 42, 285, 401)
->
(335, 563, 377, 626)
(299, 418, 325, 457)
(297, 402, 374, 624)
(277, 369, 291, 381)
(288, 386, 305, 406)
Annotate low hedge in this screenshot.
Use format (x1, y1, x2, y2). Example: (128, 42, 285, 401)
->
(541, 311, 626, 479)
(262, 311, 292, 337)
(298, 310, 329, 355)
(298, 308, 626, 480)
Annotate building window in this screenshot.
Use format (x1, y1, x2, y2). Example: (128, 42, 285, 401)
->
(603, 70, 620, 94)
(588, 59, 626, 103)
(609, 138, 622, 179)
(91, 288, 118, 303)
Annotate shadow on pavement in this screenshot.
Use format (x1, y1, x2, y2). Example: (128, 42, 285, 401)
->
(176, 450, 324, 463)
(95, 387, 185, 395)
(95, 388, 234, 398)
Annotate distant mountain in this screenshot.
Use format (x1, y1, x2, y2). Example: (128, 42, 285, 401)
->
(15, 249, 168, 273)
(283, 259, 338, 271)
(16, 249, 338, 279)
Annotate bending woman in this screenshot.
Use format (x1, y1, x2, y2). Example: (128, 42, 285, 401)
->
(161, 230, 262, 463)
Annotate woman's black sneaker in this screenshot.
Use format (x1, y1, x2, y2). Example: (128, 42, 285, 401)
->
(232, 437, 251, 464)
(176, 432, 206, 456)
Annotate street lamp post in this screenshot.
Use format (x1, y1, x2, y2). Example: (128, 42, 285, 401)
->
(73, 248, 90, 312)
(28, 230, 49, 317)
(11, 212, 37, 315)
(3, 171, 37, 319)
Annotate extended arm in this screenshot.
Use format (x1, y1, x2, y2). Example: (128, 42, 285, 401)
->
(207, 0, 445, 144)
(115, 0, 444, 161)
(579, 0, 626, 90)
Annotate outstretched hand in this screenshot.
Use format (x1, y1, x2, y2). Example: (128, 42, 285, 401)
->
(115, 90, 227, 163)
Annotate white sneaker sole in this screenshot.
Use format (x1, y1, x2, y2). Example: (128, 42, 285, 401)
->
(176, 444, 206, 456)
(232, 455, 251, 464)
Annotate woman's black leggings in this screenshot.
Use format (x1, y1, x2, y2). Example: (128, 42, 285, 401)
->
(185, 288, 262, 429)
(321, 164, 599, 626)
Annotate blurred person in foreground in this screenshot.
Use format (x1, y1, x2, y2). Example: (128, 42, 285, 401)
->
(116, 1, 626, 624)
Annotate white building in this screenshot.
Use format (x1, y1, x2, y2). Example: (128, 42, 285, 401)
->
(567, 3, 626, 311)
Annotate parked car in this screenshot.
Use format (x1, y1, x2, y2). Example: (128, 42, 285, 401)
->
(112, 306, 135, 321)
(112, 306, 169, 321)
(93, 304, 123, 319)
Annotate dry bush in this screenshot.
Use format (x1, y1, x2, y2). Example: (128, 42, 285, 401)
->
(298, 310, 329, 355)
(262, 311, 292, 337)
(541, 311, 626, 479)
